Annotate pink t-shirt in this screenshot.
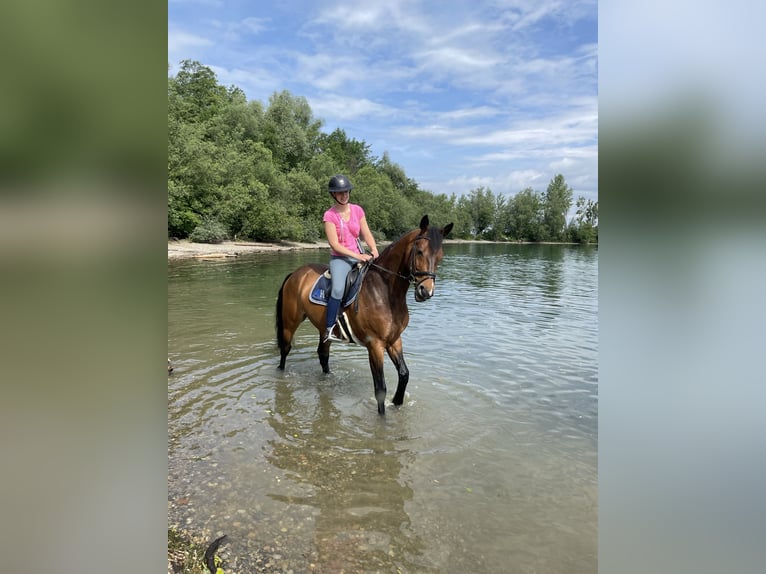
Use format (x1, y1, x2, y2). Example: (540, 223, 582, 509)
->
(323, 204, 365, 256)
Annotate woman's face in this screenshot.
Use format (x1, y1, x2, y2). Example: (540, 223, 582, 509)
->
(332, 190, 350, 204)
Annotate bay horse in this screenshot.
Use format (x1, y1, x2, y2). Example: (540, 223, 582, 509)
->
(275, 215, 453, 414)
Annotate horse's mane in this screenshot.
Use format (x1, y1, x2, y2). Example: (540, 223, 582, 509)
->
(378, 229, 415, 258)
(424, 225, 445, 251)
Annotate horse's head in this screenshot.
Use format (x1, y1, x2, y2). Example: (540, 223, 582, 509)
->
(410, 215, 454, 301)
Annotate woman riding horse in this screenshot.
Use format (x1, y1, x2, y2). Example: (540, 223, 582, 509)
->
(276, 215, 453, 414)
(321, 174, 379, 343)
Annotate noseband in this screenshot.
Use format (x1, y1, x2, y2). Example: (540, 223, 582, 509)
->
(371, 234, 437, 288)
(407, 234, 437, 289)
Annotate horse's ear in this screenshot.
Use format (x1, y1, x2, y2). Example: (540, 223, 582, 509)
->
(442, 222, 454, 237)
(419, 215, 429, 231)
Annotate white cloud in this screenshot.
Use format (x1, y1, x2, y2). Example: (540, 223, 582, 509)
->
(168, 0, 597, 200)
(167, 29, 213, 53)
(314, 0, 431, 35)
(293, 53, 360, 90)
(390, 103, 596, 158)
(308, 95, 394, 121)
(496, 0, 595, 31)
(438, 169, 548, 197)
(495, 170, 549, 193)
(209, 65, 280, 95)
(241, 17, 269, 34)
(416, 46, 501, 72)
(437, 106, 502, 121)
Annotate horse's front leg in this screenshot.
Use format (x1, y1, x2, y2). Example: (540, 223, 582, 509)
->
(387, 338, 409, 407)
(317, 334, 331, 374)
(367, 343, 387, 415)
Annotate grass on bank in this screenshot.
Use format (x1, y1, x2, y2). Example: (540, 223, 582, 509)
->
(168, 526, 210, 574)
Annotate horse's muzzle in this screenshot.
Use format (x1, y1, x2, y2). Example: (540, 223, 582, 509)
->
(415, 282, 433, 301)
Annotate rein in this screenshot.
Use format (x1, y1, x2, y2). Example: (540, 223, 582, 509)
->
(369, 233, 437, 287)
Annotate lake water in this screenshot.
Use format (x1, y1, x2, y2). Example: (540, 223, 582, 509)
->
(168, 242, 598, 573)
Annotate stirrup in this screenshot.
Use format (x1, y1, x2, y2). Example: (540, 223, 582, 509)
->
(323, 327, 343, 343)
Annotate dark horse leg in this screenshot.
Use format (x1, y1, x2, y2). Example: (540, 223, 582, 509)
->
(276, 276, 292, 370)
(317, 336, 331, 374)
(367, 344, 387, 415)
(387, 338, 410, 407)
(275, 273, 305, 371)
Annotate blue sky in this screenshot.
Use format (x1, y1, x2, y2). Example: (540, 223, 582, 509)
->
(168, 0, 597, 205)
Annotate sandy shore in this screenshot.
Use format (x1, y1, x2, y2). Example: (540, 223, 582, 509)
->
(167, 238, 517, 260)
(168, 239, 327, 260)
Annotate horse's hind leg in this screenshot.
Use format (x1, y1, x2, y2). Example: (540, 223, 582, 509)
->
(276, 276, 303, 370)
(278, 337, 292, 370)
(278, 312, 308, 370)
(278, 323, 294, 369)
(277, 317, 296, 370)
(387, 338, 410, 406)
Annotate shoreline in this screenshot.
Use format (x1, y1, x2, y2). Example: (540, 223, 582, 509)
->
(168, 238, 479, 260)
(168, 238, 587, 260)
(167, 239, 326, 260)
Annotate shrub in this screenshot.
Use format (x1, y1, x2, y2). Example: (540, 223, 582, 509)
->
(189, 219, 228, 244)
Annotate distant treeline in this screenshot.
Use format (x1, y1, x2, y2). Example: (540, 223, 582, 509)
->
(169, 60, 598, 244)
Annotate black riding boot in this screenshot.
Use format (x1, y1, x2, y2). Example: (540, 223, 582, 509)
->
(324, 296, 342, 342)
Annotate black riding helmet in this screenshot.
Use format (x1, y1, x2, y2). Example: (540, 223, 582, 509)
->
(328, 174, 353, 194)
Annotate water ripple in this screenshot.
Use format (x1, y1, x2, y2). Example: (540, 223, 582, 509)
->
(168, 244, 598, 573)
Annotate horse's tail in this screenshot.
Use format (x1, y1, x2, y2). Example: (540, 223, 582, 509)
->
(275, 273, 292, 353)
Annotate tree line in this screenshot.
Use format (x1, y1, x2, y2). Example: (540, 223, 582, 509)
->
(168, 60, 597, 244)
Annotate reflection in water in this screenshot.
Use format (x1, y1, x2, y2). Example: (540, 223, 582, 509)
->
(168, 244, 598, 573)
(538, 245, 564, 303)
(265, 380, 433, 572)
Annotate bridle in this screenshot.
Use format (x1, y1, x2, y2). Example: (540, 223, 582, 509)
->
(370, 233, 437, 289)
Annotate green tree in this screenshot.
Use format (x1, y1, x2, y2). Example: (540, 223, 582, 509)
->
(352, 165, 412, 239)
(409, 191, 457, 234)
(205, 93, 262, 146)
(542, 174, 574, 241)
(240, 196, 302, 242)
(261, 90, 324, 171)
(317, 128, 373, 174)
(486, 194, 507, 240)
(453, 194, 474, 238)
(569, 196, 598, 243)
(168, 60, 590, 244)
(167, 179, 200, 237)
(167, 119, 220, 236)
(506, 187, 544, 241)
(463, 187, 497, 237)
(287, 169, 326, 242)
(170, 60, 229, 124)
(376, 152, 409, 196)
